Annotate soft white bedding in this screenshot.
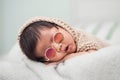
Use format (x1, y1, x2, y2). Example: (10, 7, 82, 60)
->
(1, 21, 120, 80)
(0, 44, 120, 80)
(56, 45, 120, 80)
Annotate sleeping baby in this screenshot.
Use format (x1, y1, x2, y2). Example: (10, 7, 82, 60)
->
(18, 16, 109, 65)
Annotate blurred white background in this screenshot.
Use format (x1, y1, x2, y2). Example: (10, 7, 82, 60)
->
(0, 0, 71, 55)
(0, 0, 120, 55)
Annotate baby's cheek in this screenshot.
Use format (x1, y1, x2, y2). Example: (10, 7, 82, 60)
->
(53, 53, 66, 61)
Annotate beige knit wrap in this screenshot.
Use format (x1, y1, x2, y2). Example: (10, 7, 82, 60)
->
(18, 16, 108, 52)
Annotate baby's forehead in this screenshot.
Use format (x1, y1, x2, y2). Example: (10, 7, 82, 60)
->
(38, 27, 58, 41)
(36, 28, 58, 55)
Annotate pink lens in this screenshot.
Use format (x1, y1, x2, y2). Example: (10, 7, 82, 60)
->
(45, 48, 56, 60)
(54, 33, 63, 43)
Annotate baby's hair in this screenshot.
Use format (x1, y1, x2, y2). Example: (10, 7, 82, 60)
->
(19, 21, 59, 62)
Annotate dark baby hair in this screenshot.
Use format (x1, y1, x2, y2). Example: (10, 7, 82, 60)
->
(19, 21, 58, 62)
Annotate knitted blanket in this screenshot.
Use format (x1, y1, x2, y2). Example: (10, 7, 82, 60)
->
(18, 16, 108, 53)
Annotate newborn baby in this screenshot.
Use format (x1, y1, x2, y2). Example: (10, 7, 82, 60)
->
(18, 16, 108, 65)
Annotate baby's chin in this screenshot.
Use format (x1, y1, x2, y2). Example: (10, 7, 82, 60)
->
(67, 44, 76, 53)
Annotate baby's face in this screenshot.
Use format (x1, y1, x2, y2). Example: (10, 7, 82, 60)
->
(35, 27, 76, 62)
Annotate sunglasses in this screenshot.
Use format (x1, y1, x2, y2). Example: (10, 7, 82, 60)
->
(44, 32, 64, 61)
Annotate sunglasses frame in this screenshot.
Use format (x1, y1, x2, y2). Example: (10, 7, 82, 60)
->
(44, 32, 64, 61)
(44, 47, 56, 61)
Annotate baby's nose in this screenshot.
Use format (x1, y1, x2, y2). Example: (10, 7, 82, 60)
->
(51, 43, 62, 52)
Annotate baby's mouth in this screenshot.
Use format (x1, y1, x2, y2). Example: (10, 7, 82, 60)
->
(65, 45, 69, 52)
(60, 44, 70, 53)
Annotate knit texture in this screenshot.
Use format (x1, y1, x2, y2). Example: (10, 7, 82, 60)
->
(18, 16, 108, 53)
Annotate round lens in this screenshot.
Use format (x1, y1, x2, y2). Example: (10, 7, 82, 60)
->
(45, 48, 56, 60)
(54, 33, 63, 43)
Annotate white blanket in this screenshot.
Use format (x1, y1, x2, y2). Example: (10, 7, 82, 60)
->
(0, 44, 120, 80)
(56, 45, 120, 80)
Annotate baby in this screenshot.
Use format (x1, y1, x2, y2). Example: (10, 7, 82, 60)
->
(18, 16, 108, 64)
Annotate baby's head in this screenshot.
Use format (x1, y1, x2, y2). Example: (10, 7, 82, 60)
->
(18, 17, 77, 62)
